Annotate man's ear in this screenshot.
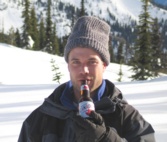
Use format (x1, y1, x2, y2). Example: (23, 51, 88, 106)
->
(103, 62, 107, 68)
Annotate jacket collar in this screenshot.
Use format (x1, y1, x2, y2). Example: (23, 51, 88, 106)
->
(60, 80, 106, 110)
(40, 79, 123, 119)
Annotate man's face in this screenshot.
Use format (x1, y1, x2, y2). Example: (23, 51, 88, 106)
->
(68, 47, 107, 95)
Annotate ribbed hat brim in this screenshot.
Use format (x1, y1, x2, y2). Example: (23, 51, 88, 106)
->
(64, 37, 110, 65)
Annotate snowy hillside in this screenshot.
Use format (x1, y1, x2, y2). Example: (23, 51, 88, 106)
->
(0, 43, 167, 142)
(0, 43, 132, 85)
(1, 0, 167, 36)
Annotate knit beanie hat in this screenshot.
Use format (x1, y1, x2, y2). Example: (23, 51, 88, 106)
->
(64, 16, 111, 66)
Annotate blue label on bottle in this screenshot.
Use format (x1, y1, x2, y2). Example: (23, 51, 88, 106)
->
(79, 101, 95, 118)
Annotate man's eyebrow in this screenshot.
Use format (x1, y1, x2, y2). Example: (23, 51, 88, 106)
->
(69, 58, 79, 61)
(88, 57, 98, 61)
(69, 57, 98, 61)
(89, 57, 96, 59)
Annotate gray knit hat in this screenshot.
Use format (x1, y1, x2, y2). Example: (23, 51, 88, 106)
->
(64, 16, 111, 65)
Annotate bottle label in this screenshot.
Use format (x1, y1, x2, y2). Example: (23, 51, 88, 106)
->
(79, 101, 95, 118)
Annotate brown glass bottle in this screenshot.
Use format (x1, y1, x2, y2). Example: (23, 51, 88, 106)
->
(78, 80, 95, 118)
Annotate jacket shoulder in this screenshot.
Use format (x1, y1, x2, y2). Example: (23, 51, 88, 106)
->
(18, 83, 68, 142)
(18, 107, 42, 141)
(19, 106, 66, 141)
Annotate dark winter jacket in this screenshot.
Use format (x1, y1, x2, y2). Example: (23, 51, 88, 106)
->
(18, 80, 155, 142)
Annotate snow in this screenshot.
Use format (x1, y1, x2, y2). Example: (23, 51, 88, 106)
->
(1, 0, 167, 141)
(0, 43, 167, 142)
(110, 0, 142, 21)
(1, 0, 167, 35)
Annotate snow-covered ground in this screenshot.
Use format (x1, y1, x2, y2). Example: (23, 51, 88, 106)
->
(0, 43, 167, 142)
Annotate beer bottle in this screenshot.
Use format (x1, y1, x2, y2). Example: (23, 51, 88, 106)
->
(78, 80, 95, 118)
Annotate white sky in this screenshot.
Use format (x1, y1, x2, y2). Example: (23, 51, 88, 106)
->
(0, 43, 167, 142)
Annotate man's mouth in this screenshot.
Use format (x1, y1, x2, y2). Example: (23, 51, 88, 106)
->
(79, 79, 92, 86)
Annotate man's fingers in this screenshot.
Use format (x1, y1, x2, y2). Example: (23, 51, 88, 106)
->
(73, 115, 94, 128)
(89, 111, 104, 125)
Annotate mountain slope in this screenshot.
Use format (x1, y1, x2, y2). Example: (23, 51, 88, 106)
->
(1, 0, 167, 36)
(153, 0, 167, 6)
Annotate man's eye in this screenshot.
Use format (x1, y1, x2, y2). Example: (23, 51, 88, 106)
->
(72, 60, 80, 64)
(89, 60, 97, 65)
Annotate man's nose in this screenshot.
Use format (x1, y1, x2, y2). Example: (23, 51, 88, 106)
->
(80, 65, 89, 74)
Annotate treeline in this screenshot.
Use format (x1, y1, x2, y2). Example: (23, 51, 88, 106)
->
(0, 0, 81, 56)
(0, 0, 167, 80)
(130, 0, 167, 80)
(107, 0, 167, 80)
(17, 0, 62, 55)
(0, 0, 88, 54)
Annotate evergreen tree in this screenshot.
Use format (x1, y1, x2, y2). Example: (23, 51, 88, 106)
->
(125, 42, 130, 64)
(52, 23, 59, 55)
(117, 42, 124, 64)
(151, 18, 162, 76)
(161, 52, 167, 73)
(130, 0, 153, 80)
(59, 35, 68, 56)
(8, 26, 16, 45)
(118, 63, 123, 82)
(45, 0, 53, 53)
(117, 42, 124, 82)
(71, 7, 76, 28)
(21, 0, 31, 48)
(30, 6, 39, 50)
(15, 28, 22, 47)
(50, 58, 63, 84)
(39, 17, 46, 50)
(80, 0, 85, 17)
(109, 34, 115, 62)
(0, 18, 5, 43)
(161, 20, 167, 52)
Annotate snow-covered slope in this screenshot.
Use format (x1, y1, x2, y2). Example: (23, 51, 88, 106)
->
(0, 43, 167, 142)
(0, 43, 133, 85)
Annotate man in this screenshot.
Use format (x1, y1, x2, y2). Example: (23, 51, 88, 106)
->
(18, 16, 155, 142)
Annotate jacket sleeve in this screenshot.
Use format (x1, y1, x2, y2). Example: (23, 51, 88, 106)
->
(18, 120, 32, 142)
(18, 108, 40, 142)
(100, 103, 156, 142)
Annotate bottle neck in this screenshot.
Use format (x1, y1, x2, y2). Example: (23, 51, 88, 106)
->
(81, 83, 90, 93)
(81, 90, 90, 97)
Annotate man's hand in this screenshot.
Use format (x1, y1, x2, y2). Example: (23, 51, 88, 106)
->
(72, 111, 106, 142)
